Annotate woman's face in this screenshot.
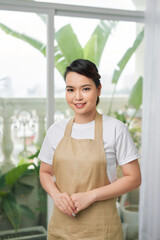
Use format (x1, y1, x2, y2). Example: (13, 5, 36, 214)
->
(65, 72, 101, 119)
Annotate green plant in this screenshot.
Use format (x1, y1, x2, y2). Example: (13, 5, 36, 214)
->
(0, 163, 39, 231)
(114, 107, 141, 150)
(114, 75, 142, 149)
(18, 145, 47, 225)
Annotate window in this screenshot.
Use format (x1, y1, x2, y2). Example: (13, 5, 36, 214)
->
(0, 1, 144, 233)
(0, 11, 46, 98)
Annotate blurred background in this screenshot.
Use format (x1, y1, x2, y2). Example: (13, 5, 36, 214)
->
(1, 0, 158, 239)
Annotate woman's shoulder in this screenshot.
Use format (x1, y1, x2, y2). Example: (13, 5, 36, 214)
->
(102, 114, 128, 139)
(102, 114, 126, 129)
(46, 117, 71, 137)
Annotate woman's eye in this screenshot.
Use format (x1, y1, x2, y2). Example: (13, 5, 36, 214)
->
(67, 89, 74, 92)
(83, 88, 90, 91)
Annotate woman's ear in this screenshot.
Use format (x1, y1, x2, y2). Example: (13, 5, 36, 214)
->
(97, 84, 102, 96)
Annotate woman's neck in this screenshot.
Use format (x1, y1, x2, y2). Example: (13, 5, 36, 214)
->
(74, 110, 97, 124)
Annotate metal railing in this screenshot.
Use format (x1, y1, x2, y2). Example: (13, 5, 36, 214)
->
(0, 96, 131, 173)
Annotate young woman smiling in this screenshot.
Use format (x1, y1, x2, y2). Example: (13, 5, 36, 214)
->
(39, 59, 141, 240)
(65, 71, 101, 123)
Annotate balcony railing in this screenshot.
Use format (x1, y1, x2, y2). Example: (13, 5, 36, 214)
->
(0, 96, 133, 173)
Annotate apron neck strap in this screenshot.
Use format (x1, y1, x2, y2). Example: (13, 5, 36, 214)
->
(64, 116, 74, 138)
(64, 111, 103, 140)
(94, 111, 103, 140)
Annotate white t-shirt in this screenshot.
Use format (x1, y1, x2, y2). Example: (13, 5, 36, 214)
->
(38, 114, 140, 183)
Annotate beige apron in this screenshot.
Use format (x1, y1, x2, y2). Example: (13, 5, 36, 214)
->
(48, 111, 123, 240)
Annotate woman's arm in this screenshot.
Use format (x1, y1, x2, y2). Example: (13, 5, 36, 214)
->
(39, 161, 59, 199)
(92, 159, 141, 201)
(71, 159, 141, 214)
(39, 162, 76, 217)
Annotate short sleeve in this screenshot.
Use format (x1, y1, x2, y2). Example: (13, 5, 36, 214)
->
(115, 125, 140, 166)
(38, 129, 55, 165)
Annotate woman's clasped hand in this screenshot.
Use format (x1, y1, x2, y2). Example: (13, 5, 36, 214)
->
(53, 191, 95, 217)
(53, 192, 76, 218)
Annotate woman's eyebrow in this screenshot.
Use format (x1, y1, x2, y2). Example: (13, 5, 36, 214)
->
(66, 85, 74, 88)
(66, 84, 92, 88)
(81, 84, 92, 87)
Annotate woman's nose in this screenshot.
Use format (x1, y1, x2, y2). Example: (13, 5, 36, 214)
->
(75, 90, 83, 100)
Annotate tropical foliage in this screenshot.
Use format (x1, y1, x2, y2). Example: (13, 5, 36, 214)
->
(0, 162, 43, 231)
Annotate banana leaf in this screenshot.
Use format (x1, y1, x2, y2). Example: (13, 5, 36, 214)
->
(84, 20, 116, 66)
(0, 174, 6, 191)
(0, 23, 46, 56)
(55, 24, 83, 69)
(128, 76, 143, 109)
(2, 194, 21, 231)
(37, 13, 47, 24)
(54, 45, 68, 77)
(0, 20, 115, 77)
(5, 163, 34, 186)
(112, 28, 144, 84)
(83, 35, 97, 64)
(0, 180, 10, 197)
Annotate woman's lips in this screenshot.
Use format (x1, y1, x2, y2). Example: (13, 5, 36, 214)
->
(74, 103, 86, 108)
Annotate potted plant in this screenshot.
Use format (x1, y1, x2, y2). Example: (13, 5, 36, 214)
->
(0, 160, 47, 234)
(120, 189, 139, 239)
(0, 163, 36, 231)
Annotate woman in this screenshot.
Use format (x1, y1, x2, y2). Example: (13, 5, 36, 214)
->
(39, 59, 141, 240)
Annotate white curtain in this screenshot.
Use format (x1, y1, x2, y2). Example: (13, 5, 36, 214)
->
(139, 0, 160, 239)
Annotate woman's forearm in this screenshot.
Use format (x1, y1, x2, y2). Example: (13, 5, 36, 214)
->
(91, 174, 141, 202)
(40, 168, 76, 217)
(91, 160, 141, 203)
(71, 172, 141, 214)
(40, 172, 60, 200)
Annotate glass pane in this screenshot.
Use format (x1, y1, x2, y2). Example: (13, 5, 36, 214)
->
(0, 11, 47, 229)
(35, 0, 145, 11)
(0, 11, 46, 98)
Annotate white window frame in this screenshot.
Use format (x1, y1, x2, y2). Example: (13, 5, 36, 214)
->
(0, 0, 145, 225)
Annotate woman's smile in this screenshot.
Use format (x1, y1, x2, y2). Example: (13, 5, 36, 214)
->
(74, 102, 86, 108)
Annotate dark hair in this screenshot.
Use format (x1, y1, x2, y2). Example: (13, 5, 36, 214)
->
(64, 59, 101, 105)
